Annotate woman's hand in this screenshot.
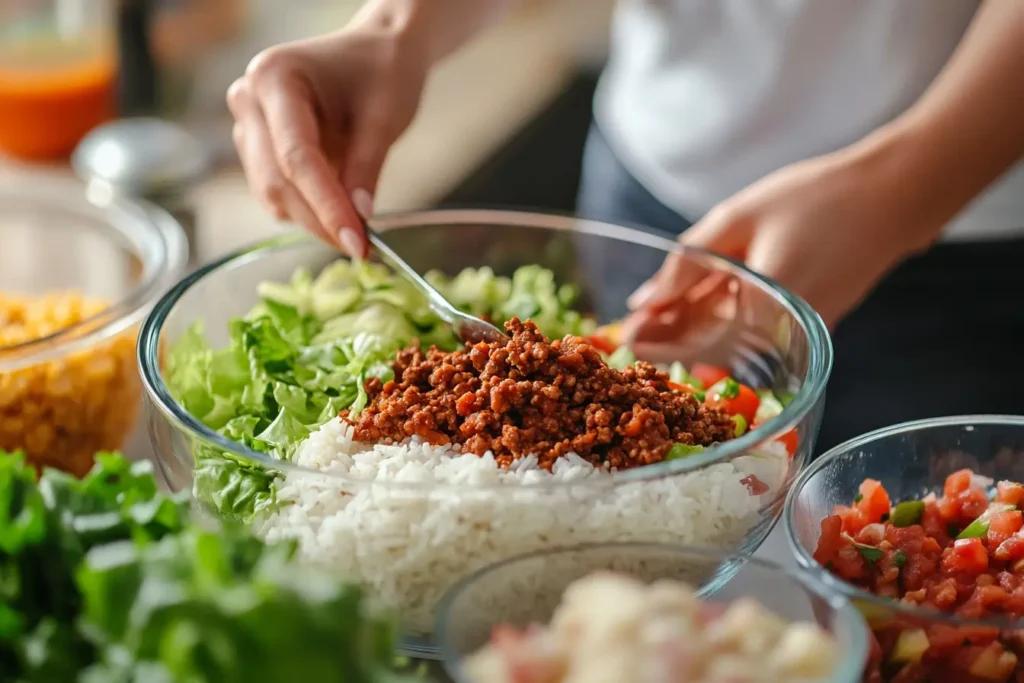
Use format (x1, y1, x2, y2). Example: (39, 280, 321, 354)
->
(227, 27, 428, 256)
(624, 138, 946, 338)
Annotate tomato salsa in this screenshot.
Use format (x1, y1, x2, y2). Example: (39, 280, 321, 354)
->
(814, 471, 1024, 682)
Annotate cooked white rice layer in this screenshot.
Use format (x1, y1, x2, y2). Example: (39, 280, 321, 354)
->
(254, 418, 789, 634)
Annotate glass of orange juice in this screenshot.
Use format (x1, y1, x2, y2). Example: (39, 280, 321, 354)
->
(0, 0, 117, 161)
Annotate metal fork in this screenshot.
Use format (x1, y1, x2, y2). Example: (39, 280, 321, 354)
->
(333, 187, 507, 344)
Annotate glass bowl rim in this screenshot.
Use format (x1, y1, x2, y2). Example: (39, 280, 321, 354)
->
(434, 540, 870, 683)
(0, 182, 188, 371)
(138, 208, 833, 490)
(784, 414, 1024, 631)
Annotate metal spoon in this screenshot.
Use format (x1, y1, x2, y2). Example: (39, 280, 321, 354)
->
(335, 191, 507, 345)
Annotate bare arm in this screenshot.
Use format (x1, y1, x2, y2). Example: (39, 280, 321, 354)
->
(350, 0, 517, 64)
(858, 0, 1024, 242)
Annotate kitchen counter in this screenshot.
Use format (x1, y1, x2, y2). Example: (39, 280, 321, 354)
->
(0, 0, 614, 262)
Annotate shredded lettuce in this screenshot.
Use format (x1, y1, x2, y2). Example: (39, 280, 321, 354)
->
(166, 261, 596, 521)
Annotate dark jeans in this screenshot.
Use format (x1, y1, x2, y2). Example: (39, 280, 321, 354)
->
(577, 125, 1024, 454)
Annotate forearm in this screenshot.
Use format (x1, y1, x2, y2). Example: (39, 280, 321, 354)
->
(349, 0, 516, 65)
(852, 0, 1024, 240)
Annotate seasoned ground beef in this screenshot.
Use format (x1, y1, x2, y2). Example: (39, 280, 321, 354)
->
(344, 318, 735, 470)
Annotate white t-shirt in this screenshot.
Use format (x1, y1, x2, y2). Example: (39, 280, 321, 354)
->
(594, 0, 1024, 240)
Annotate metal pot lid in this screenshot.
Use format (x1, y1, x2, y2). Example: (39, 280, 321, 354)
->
(72, 117, 212, 198)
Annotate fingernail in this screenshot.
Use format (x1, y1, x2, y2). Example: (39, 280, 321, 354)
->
(351, 188, 374, 218)
(627, 280, 658, 310)
(338, 228, 365, 259)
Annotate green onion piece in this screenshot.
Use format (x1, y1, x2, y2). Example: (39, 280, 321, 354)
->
(692, 390, 707, 402)
(731, 414, 748, 437)
(665, 443, 706, 461)
(890, 501, 925, 528)
(957, 503, 1015, 540)
(893, 550, 907, 569)
(709, 378, 740, 399)
(857, 546, 884, 563)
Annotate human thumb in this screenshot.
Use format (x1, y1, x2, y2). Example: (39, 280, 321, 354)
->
(627, 207, 751, 312)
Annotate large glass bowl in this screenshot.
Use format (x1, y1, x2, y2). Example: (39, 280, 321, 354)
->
(138, 209, 832, 656)
(437, 543, 869, 683)
(0, 177, 187, 474)
(785, 416, 1024, 682)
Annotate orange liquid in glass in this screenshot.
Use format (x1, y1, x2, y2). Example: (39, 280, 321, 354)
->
(0, 53, 116, 161)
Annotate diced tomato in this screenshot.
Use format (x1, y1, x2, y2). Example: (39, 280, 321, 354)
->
(942, 538, 989, 574)
(996, 481, 1024, 507)
(583, 335, 617, 354)
(689, 363, 730, 388)
(987, 510, 1024, 548)
(994, 532, 1024, 563)
(740, 474, 769, 496)
(944, 469, 975, 498)
(775, 428, 798, 456)
(814, 515, 844, 565)
(856, 479, 892, 524)
(708, 382, 760, 424)
(836, 504, 871, 535)
(667, 381, 702, 395)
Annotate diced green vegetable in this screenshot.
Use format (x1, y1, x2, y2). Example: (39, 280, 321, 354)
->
(665, 443, 706, 460)
(890, 500, 926, 528)
(957, 503, 1016, 540)
(893, 550, 908, 568)
(731, 414, 748, 437)
(606, 346, 636, 370)
(856, 545, 884, 563)
(708, 378, 740, 399)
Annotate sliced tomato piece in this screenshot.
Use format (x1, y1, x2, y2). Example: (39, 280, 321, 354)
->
(994, 531, 1024, 563)
(583, 335, 618, 354)
(689, 363, 730, 388)
(836, 504, 872, 535)
(996, 481, 1024, 507)
(944, 469, 975, 498)
(855, 479, 892, 524)
(987, 510, 1024, 549)
(814, 515, 844, 566)
(943, 537, 989, 574)
(707, 380, 760, 425)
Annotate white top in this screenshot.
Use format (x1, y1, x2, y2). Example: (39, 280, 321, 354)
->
(595, 0, 1024, 241)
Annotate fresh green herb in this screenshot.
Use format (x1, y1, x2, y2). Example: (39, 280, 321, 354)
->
(708, 378, 740, 399)
(893, 550, 908, 568)
(0, 450, 418, 683)
(854, 493, 864, 504)
(857, 546, 885, 563)
(665, 443, 706, 461)
(890, 500, 925, 528)
(731, 414, 748, 437)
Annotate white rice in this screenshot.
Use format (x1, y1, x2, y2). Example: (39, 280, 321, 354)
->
(254, 418, 789, 634)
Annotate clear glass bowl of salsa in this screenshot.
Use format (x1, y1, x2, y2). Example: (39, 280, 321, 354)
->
(785, 416, 1024, 683)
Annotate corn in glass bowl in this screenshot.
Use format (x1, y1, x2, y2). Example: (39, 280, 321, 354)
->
(138, 209, 832, 656)
(436, 542, 869, 683)
(0, 178, 186, 474)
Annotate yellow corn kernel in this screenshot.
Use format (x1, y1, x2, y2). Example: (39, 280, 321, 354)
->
(0, 291, 142, 476)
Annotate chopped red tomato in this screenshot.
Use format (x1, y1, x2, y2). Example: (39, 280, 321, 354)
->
(993, 531, 1024, 562)
(775, 428, 798, 456)
(943, 538, 989, 574)
(708, 381, 760, 425)
(688, 363, 730, 388)
(739, 474, 769, 496)
(996, 481, 1024, 507)
(583, 335, 618, 354)
(836, 504, 872, 535)
(855, 479, 892, 524)
(944, 469, 974, 497)
(813, 515, 844, 565)
(987, 510, 1024, 548)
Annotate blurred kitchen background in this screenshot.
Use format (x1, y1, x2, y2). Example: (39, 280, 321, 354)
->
(0, 0, 617, 260)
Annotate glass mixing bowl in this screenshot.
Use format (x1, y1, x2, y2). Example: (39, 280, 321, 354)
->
(138, 209, 832, 656)
(785, 416, 1024, 683)
(437, 542, 869, 683)
(0, 177, 187, 474)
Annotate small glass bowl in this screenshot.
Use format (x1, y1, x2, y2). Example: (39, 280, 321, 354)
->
(139, 209, 832, 655)
(436, 542, 869, 683)
(785, 415, 1024, 682)
(0, 177, 187, 474)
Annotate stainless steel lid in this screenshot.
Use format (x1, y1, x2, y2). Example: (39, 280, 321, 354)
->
(72, 117, 212, 198)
